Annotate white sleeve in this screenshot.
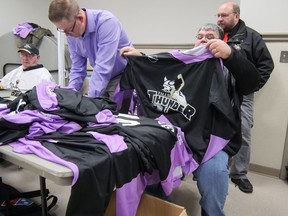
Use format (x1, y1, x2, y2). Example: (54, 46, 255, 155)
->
(0, 68, 20, 89)
(40, 68, 55, 83)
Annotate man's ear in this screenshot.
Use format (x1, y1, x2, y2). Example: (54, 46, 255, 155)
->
(77, 12, 84, 22)
(236, 13, 240, 20)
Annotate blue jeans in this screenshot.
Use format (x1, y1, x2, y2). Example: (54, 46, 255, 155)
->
(193, 150, 229, 216)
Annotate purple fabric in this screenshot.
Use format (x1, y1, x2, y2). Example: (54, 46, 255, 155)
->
(158, 113, 229, 167)
(0, 105, 10, 116)
(2, 109, 61, 124)
(170, 45, 214, 64)
(88, 131, 127, 152)
(2, 107, 81, 138)
(116, 171, 159, 216)
(95, 109, 117, 124)
(10, 138, 79, 185)
(128, 90, 143, 116)
(201, 134, 229, 163)
(157, 115, 199, 186)
(35, 81, 60, 111)
(115, 144, 190, 216)
(13, 22, 39, 38)
(57, 121, 82, 134)
(87, 109, 117, 127)
(27, 119, 82, 139)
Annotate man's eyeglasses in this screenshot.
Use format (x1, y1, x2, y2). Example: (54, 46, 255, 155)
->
(195, 34, 216, 40)
(19, 53, 36, 58)
(216, 12, 236, 18)
(57, 18, 77, 34)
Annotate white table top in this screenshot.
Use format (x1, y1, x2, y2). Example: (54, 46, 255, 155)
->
(0, 145, 73, 186)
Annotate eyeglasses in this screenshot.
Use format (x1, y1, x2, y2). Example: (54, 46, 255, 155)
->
(19, 53, 36, 58)
(216, 12, 236, 18)
(195, 34, 216, 40)
(57, 18, 77, 34)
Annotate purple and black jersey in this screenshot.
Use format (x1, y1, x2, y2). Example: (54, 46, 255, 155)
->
(121, 46, 241, 163)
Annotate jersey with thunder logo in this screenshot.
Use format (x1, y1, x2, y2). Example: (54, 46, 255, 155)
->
(120, 45, 239, 163)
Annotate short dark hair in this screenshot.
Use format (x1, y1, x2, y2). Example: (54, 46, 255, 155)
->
(48, 0, 80, 22)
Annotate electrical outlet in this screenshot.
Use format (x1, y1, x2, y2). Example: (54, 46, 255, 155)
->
(280, 51, 288, 63)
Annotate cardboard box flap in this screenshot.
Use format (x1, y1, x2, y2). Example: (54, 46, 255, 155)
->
(105, 192, 187, 216)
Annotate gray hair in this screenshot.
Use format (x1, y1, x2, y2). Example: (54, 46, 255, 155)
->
(197, 23, 224, 40)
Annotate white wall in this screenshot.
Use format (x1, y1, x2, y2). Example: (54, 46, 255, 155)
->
(240, 0, 288, 34)
(240, 0, 288, 174)
(80, 0, 227, 44)
(0, 0, 240, 44)
(251, 42, 288, 170)
(0, 0, 55, 37)
(1, 0, 286, 40)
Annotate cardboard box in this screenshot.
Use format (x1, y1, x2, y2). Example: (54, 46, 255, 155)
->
(105, 192, 187, 216)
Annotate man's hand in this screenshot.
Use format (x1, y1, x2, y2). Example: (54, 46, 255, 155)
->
(206, 39, 232, 59)
(120, 47, 142, 56)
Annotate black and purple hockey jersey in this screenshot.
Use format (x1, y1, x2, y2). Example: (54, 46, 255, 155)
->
(120, 45, 241, 164)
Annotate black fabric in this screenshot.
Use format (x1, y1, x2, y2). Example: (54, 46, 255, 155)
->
(0, 95, 30, 145)
(25, 88, 117, 123)
(0, 88, 117, 145)
(0, 97, 11, 104)
(121, 53, 239, 162)
(0, 178, 57, 216)
(37, 114, 177, 216)
(226, 19, 274, 91)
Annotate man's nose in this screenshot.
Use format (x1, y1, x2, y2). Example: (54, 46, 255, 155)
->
(200, 37, 208, 43)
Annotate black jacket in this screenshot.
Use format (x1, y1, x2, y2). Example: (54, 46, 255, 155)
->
(219, 19, 274, 156)
(226, 19, 274, 91)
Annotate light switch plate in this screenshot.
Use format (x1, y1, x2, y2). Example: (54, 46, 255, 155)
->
(280, 51, 288, 63)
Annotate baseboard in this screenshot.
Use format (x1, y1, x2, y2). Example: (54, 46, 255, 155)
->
(249, 163, 281, 178)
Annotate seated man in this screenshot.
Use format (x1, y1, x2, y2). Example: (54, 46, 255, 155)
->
(0, 43, 55, 92)
(120, 23, 260, 216)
